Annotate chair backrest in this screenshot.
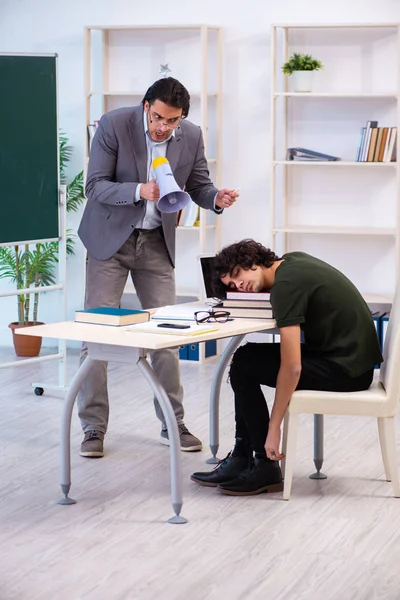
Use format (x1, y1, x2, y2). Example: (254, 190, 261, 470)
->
(379, 281, 400, 411)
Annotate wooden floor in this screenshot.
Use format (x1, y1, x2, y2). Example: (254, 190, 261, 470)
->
(1, 347, 400, 600)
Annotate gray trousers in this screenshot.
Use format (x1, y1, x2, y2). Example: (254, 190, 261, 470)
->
(77, 228, 184, 434)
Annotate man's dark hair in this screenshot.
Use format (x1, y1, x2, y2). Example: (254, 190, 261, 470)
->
(142, 77, 190, 117)
(212, 239, 281, 296)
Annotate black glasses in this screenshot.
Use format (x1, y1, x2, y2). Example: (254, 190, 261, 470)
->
(194, 310, 231, 324)
(149, 108, 183, 129)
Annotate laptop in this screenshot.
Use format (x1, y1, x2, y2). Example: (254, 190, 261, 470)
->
(199, 255, 226, 304)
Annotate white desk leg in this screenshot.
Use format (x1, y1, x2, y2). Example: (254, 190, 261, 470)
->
(207, 335, 246, 464)
(58, 356, 96, 505)
(310, 414, 327, 480)
(136, 355, 187, 524)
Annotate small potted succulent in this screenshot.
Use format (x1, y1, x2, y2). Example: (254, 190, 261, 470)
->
(281, 52, 323, 92)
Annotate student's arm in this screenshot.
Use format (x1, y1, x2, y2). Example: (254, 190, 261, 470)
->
(265, 324, 302, 460)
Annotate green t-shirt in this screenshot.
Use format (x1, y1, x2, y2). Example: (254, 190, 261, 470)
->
(270, 252, 383, 377)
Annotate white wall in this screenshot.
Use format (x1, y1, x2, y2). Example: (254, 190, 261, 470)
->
(0, 0, 399, 347)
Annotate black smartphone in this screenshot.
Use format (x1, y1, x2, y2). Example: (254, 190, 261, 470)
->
(157, 323, 191, 329)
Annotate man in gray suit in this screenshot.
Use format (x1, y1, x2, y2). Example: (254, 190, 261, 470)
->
(77, 77, 238, 458)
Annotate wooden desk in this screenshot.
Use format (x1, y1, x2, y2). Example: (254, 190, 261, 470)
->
(17, 315, 277, 524)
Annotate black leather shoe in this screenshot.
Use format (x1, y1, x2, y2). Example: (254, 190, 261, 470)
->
(217, 457, 283, 496)
(190, 453, 252, 487)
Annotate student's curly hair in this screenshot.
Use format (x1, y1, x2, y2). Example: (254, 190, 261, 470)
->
(212, 239, 281, 297)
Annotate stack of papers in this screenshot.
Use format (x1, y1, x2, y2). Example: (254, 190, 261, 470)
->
(151, 304, 210, 322)
(126, 320, 219, 336)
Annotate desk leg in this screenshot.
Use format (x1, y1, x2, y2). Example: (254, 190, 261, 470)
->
(207, 335, 246, 464)
(309, 414, 327, 480)
(136, 355, 187, 524)
(58, 356, 96, 505)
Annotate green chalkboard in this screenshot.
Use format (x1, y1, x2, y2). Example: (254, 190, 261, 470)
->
(0, 54, 59, 244)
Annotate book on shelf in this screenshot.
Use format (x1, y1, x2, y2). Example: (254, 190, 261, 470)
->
(355, 121, 397, 162)
(126, 321, 219, 336)
(287, 148, 341, 162)
(75, 307, 150, 326)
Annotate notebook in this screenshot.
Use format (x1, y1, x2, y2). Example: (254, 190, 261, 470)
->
(126, 321, 219, 336)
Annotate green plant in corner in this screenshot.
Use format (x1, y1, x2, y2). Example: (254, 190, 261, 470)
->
(59, 132, 86, 249)
(0, 133, 85, 327)
(0, 243, 58, 325)
(282, 52, 323, 75)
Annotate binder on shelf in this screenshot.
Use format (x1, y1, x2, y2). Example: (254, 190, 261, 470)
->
(384, 128, 397, 162)
(371, 311, 381, 338)
(178, 340, 217, 361)
(205, 339, 217, 358)
(286, 147, 341, 161)
(178, 345, 188, 360)
(371, 311, 382, 367)
(360, 120, 377, 162)
(355, 127, 366, 161)
(188, 343, 199, 361)
(381, 312, 390, 350)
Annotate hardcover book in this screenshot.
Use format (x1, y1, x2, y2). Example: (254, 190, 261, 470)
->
(223, 299, 271, 309)
(75, 307, 150, 326)
(226, 291, 271, 301)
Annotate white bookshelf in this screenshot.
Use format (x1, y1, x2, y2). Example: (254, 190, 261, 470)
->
(84, 24, 223, 303)
(270, 23, 400, 298)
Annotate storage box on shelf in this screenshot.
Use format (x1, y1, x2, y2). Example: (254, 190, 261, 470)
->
(271, 23, 399, 299)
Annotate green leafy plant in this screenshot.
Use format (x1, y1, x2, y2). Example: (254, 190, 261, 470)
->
(60, 133, 85, 214)
(0, 133, 85, 326)
(282, 52, 323, 75)
(0, 243, 58, 325)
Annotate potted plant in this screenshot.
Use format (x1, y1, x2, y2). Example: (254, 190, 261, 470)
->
(1, 243, 58, 356)
(0, 133, 85, 357)
(281, 52, 323, 92)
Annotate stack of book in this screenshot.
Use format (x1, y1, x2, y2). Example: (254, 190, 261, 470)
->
(355, 121, 397, 162)
(222, 291, 270, 308)
(222, 291, 272, 319)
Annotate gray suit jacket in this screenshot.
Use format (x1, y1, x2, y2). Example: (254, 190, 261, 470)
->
(78, 105, 220, 265)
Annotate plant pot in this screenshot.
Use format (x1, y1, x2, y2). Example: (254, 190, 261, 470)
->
(9, 322, 44, 357)
(291, 70, 314, 92)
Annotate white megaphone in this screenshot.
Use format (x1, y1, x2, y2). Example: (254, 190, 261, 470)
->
(152, 156, 191, 213)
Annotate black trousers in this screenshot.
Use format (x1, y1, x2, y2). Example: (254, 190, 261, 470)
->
(229, 343, 374, 456)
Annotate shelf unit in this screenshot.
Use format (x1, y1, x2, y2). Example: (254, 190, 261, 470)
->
(270, 23, 400, 297)
(84, 25, 223, 302)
